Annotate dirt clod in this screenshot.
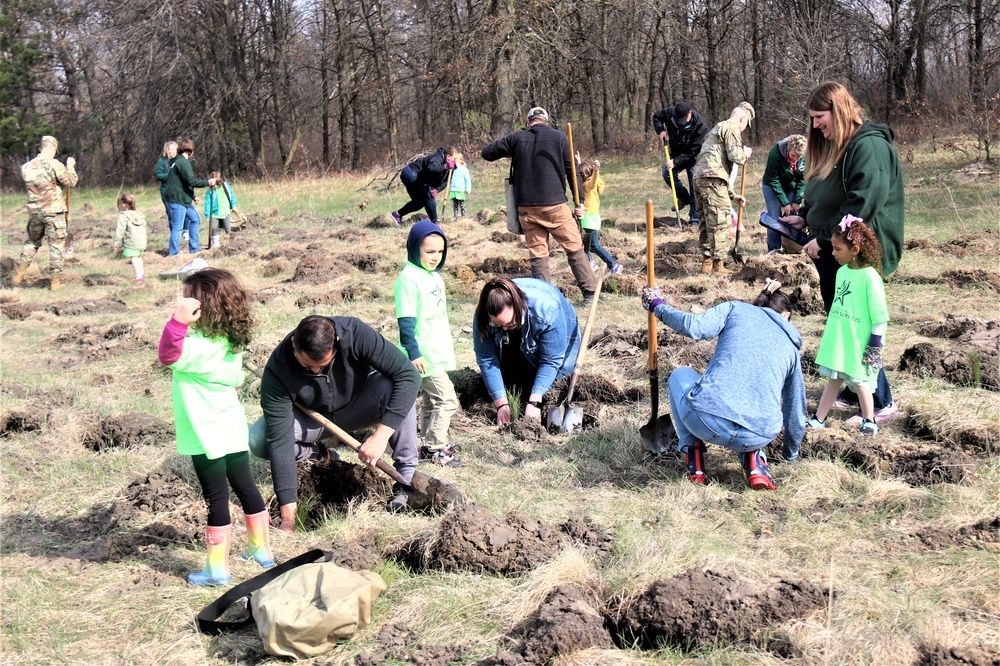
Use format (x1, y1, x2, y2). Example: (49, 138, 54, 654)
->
(355, 622, 470, 666)
(610, 568, 828, 651)
(1, 409, 47, 436)
(915, 644, 1000, 665)
(83, 414, 174, 451)
(291, 254, 353, 284)
(914, 516, 1000, 551)
(520, 585, 613, 664)
(51, 298, 128, 316)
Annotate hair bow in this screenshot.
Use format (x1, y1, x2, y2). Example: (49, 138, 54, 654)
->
(839, 214, 863, 240)
(764, 278, 782, 294)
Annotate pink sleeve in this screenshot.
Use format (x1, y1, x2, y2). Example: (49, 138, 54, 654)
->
(158, 316, 189, 365)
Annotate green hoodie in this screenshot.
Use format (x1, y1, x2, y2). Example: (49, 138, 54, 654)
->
(801, 121, 905, 275)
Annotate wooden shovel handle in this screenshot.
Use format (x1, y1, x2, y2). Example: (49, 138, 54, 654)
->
(736, 160, 747, 227)
(567, 123, 580, 206)
(645, 199, 657, 367)
(563, 265, 605, 404)
(243, 361, 407, 486)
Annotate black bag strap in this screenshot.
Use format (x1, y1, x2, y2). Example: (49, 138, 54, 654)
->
(222, 182, 234, 209)
(196, 549, 332, 635)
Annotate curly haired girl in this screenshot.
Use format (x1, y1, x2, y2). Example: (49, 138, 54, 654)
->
(158, 268, 272, 585)
(808, 215, 887, 436)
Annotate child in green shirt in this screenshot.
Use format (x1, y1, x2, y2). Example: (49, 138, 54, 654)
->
(394, 221, 461, 466)
(113, 193, 147, 284)
(808, 216, 888, 437)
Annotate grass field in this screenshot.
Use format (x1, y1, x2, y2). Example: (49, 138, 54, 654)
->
(0, 136, 998, 665)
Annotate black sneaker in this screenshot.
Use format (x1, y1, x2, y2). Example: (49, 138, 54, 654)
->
(685, 440, 707, 485)
(581, 291, 596, 308)
(387, 484, 410, 513)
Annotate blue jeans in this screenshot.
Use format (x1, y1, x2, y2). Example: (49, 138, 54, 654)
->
(662, 164, 698, 222)
(166, 202, 201, 255)
(762, 184, 796, 252)
(668, 367, 771, 454)
(398, 166, 438, 222)
(583, 229, 616, 268)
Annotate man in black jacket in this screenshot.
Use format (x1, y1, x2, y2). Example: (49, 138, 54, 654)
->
(652, 102, 709, 224)
(248, 315, 421, 532)
(482, 107, 598, 306)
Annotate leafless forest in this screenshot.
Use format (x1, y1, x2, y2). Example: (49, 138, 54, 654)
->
(2, 0, 998, 185)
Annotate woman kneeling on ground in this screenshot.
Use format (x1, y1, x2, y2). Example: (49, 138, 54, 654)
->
(473, 277, 580, 425)
(640, 281, 807, 490)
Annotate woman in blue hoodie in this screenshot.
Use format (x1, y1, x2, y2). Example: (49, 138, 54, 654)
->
(473, 277, 581, 425)
(640, 283, 807, 490)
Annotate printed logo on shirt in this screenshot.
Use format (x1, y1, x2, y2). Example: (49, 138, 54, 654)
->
(833, 282, 852, 307)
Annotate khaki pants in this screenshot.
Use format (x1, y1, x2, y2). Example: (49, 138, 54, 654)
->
(519, 204, 597, 294)
(419, 373, 459, 450)
(20, 210, 67, 275)
(694, 177, 732, 261)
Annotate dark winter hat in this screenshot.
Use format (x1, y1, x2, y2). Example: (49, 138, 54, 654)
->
(673, 102, 692, 121)
(527, 107, 549, 122)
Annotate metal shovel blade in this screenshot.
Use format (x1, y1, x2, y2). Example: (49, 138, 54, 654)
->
(639, 414, 676, 454)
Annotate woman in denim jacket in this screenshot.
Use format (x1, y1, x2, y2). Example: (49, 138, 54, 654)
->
(473, 277, 580, 424)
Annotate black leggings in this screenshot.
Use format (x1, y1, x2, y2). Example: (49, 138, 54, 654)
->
(497, 328, 539, 402)
(191, 451, 266, 526)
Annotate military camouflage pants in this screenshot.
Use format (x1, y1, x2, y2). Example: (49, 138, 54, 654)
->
(694, 177, 732, 261)
(19, 210, 67, 275)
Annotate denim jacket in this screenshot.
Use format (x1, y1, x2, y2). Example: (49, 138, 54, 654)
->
(473, 278, 580, 401)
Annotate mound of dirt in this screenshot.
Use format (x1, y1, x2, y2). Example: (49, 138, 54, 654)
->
(51, 322, 149, 368)
(490, 231, 521, 243)
(340, 284, 381, 302)
(296, 460, 391, 521)
(899, 341, 999, 390)
(324, 533, 384, 571)
(940, 269, 1000, 293)
(918, 315, 994, 339)
(291, 254, 354, 284)
(804, 427, 978, 485)
(355, 623, 471, 666)
(330, 228, 370, 242)
(82, 414, 174, 451)
(102, 469, 202, 529)
(365, 213, 396, 228)
(216, 234, 258, 257)
(904, 412, 997, 455)
(915, 644, 1000, 665)
(476, 256, 532, 276)
(494, 584, 611, 665)
(914, 516, 1000, 551)
(262, 258, 291, 276)
(82, 274, 117, 286)
(735, 254, 819, 287)
(393, 503, 613, 575)
(348, 252, 383, 272)
(1, 301, 44, 320)
(610, 568, 828, 652)
(0, 409, 47, 437)
(50, 298, 128, 316)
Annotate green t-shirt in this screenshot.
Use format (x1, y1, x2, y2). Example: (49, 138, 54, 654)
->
(394, 263, 456, 377)
(815, 265, 888, 380)
(170, 330, 249, 458)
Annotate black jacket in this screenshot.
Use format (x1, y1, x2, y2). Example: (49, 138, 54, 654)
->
(407, 148, 451, 190)
(481, 123, 572, 206)
(652, 106, 709, 171)
(260, 317, 420, 505)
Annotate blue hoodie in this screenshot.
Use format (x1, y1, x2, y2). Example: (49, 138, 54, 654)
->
(652, 300, 807, 459)
(406, 220, 448, 271)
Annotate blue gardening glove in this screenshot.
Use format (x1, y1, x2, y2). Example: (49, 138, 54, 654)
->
(862, 334, 884, 376)
(641, 286, 666, 312)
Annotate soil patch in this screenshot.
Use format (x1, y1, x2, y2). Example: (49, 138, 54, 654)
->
(502, 418, 548, 443)
(51, 322, 149, 368)
(391, 503, 614, 574)
(804, 427, 979, 485)
(339, 284, 382, 302)
(263, 244, 306, 261)
(347, 252, 383, 272)
(915, 644, 1000, 665)
(324, 533, 384, 571)
(365, 213, 396, 229)
(490, 231, 521, 243)
(918, 315, 995, 340)
(610, 568, 828, 652)
(1, 408, 48, 437)
(295, 292, 343, 308)
(475, 256, 532, 276)
(904, 412, 997, 455)
(940, 269, 1000, 293)
(262, 258, 290, 277)
(330, 228, 370, 242)
(355, 622, 471, 666)
(1, 301, 45, 320)
(83, 413, 174, 451)
(82, 274, 117, 286)
(494, 584, 612, 665)
(735, 254, 819, 288)
(899, 340, 999, 391)
(216, 234, 258, 257)
(290, 254, 354, 284)
(50, 298, 128, 316)
(914, 517, 1000, 551)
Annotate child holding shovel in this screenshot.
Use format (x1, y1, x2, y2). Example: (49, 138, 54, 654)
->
(112, 194, 147, 284)
(159, 268, 274, 586)
(394, 221, 461, 466)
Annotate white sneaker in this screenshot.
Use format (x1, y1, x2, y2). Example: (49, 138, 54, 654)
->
(181, 231, 189, 242)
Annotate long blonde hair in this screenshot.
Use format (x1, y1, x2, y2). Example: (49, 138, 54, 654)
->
(804, 82, 864, 181)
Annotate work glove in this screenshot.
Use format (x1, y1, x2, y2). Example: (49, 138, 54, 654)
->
(862, 334, 884, 376)
(430, 188, 438, 198)
(641, 286, 666, 312)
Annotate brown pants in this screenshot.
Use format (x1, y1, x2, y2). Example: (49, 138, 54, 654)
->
(518, 204, 597, 294)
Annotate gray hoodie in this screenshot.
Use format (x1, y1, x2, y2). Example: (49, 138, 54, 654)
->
(652, 300, 807, 459)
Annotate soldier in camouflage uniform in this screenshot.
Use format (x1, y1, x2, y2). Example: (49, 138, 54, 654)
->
(692, 102, 754, 277)
(13, 136, 78, 291)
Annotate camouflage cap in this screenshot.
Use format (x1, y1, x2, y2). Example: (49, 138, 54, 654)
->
(737, 102, 755, 126)
(40, 135, 59, 149)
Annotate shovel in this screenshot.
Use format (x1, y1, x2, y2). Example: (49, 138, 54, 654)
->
(243, 361, 465, 508)
(638, 200, 674, 453)
(728, 162, 747, 266)
(662, 139, 684, 230)
(567, 123, 581, 208)
(547, 264, 605, 434)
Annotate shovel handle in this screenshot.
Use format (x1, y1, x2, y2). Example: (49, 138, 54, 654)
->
(442, 167, 453, 202)
(562, 264, 605, 405)
(736, 159, 747, 228)
(645, 199, 659, 420)
(567, 123, 580, 206)
(243, 361, 407, 486)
